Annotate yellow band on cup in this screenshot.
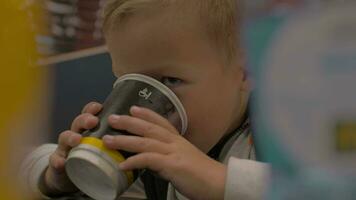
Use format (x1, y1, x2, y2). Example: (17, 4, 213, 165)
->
(80, 137, 134, 184)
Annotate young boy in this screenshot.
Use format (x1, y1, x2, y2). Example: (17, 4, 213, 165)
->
(22, 0, 270, 199)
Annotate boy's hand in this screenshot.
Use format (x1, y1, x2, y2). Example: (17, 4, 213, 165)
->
(103, 106, 227, 200)
(43, 102, 102, 195)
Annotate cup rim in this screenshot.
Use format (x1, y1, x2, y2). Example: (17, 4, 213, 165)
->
(113, 73, 188, 135)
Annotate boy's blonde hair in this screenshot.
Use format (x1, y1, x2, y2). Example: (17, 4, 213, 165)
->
(103, 0, 242, 63)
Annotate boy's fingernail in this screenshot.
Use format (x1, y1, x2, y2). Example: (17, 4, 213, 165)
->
(84, 117, 93, 127)
(131, 106, 140, 112)
(88, 103, 99, 111)
(53, 158, 64, 170)
(103, 135, 114, 143)
(110, 115, 121, 122)
(68, 135, 76, 146)
(118, 162, 126, 170)
(53, 160, 59, 169)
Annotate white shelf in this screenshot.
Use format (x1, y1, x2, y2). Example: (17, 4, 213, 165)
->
(38, 45, 108, 66)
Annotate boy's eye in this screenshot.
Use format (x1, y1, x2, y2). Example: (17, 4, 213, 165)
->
(161, 77, 183, 88)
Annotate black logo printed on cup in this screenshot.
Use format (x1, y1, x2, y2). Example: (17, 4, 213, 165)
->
(65, 74, 187, 200)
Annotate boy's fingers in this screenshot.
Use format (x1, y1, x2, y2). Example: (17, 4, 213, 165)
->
(71, 113, 99, 133)
(108, 115, 173, 142)
(81, 102, 102, 114)
(56, 131, 82, 158)
(103, 135, 170, 154)
(130, 106, 179, 135)
(119, 152, 167, 173)
(49, 153, 66, 173)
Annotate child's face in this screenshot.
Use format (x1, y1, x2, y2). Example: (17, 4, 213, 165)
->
(106, 6, 249, 153)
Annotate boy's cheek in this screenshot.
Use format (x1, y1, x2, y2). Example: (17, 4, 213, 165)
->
(183, 119, 225, 153)
(182, 132, 210, 153)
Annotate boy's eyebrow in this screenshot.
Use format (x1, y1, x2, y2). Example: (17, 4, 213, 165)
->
(114, 62, 192, 76)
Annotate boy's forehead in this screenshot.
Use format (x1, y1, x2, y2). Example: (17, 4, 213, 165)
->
(112, 62, 189, 78)
(106, 6, 221, 77)
(107, 1, 202, 31)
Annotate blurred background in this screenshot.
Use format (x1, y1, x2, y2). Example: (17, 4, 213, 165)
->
(25, 0, 115, 144)
(1, 1, 114, 199)
(243, 0, 356, 199)
(1, 0, 355, 199)
(35, 0, 106, 56)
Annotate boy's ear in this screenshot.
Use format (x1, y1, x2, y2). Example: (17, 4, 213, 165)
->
(236, 48, 250, 92)
(240, 68, 251, 92)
